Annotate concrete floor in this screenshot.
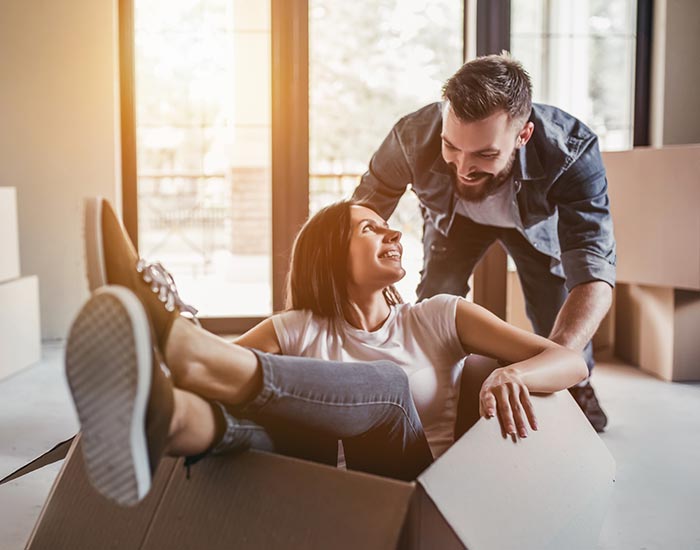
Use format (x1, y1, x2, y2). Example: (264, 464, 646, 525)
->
(0, 345, 699, 549)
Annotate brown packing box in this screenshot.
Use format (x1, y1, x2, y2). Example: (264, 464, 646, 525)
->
(18, 390, 614, 549)
(603, 145, 700, 291)
(603, 145, 700, 380)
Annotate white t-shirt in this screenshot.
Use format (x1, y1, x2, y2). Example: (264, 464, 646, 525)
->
(271, 294, 466, 458)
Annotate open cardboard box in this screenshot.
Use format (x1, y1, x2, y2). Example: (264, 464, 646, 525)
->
(13, 390, 614, 549)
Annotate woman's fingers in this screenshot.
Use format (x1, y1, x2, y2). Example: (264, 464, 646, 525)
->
(480, 390, 497, 418)
(520, 387, 538, 431)
(483, 383, 537, 439)
(508, 385, 529, 438)
(495, 385, 516, 438)
(479, 368, 538, 440)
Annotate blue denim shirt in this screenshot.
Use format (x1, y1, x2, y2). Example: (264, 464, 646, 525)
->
(353, 102, 616, 290)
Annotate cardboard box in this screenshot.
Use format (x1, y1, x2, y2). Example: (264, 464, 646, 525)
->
(603, 145, 700, 291)
(22, 391, 614, 549)
(0, 275, 41, 380)
(0, 187, 21, 284)
(615, 283, 700, 381)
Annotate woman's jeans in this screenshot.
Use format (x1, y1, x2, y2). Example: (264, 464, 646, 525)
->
(209, 350, 434, 482)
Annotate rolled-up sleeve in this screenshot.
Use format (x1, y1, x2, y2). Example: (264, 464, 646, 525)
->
(551, 137, 617, 290)
(352, 124, 414, 220)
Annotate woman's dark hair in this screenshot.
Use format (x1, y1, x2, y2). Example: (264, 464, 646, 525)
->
(286, 200, 403, 320)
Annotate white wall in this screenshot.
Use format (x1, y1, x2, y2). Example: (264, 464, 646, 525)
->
(0, 0, 121, 340)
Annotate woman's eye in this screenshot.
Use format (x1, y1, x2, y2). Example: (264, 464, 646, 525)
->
(362, 225, 374, 233)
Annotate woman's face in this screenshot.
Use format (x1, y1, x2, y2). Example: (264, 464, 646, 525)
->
(347, 205, 405, 290)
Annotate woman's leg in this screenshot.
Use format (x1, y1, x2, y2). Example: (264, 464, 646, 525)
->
(166, 388, 218, 456)
(166, 317, 262, 406)
(237, 351, 433, 480)
(165, 318, 433, 480)
(167, 389, 337, 467)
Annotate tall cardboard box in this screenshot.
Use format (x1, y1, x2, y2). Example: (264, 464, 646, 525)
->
(0, 187, 41, 380)
(25, 391, 615, 549)
(0, 187, 21, 284)
(604, 146, 700, 380)
(0, 276, 41, 380)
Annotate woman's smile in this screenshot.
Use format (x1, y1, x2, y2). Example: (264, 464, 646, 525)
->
(378, 246, 402, 262)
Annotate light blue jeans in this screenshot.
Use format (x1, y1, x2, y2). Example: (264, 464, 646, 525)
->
(209, 350, 434, 481)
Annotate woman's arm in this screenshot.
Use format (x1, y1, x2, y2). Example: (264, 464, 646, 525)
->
(455, 299, 588, 437)
(233, 317, 282, 354)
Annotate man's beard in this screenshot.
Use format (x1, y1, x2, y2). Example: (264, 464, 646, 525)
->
(451, 150, 517, 203)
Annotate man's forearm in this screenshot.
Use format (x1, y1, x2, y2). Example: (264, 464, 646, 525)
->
(548, 281, 613, 352)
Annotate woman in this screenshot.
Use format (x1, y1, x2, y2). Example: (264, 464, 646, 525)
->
(66, 199, 587, 506)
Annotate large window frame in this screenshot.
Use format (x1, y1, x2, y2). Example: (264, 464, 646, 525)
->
(119, 0, 311, 334)
(118, 0, 651, 333)
(119, 0, 468, 334)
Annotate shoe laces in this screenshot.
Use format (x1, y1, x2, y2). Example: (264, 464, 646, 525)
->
(136, 259, 201, 326)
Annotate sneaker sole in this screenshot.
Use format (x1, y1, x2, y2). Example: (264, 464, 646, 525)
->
(65, 286, 152, 506)
(84, 197, 107, 291)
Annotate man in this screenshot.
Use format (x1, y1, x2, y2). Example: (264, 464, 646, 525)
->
(353, 53, 615, 431)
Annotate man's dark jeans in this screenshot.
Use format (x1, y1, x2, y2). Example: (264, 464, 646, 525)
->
(417, 213, 594, 372)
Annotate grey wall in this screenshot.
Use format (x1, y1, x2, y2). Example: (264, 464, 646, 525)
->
(0, 0, 121, 340)
(663, 0, 700, 145)
(651, 0, 700, 146)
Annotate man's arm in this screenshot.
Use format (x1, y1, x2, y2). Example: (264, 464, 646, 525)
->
(549, 135, 616, 353)
(548, 281, 612, 351)
(352, 125, 413, 220)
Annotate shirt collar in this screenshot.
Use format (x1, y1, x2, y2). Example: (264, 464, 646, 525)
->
(430, 151, 453, 177)
(515, 136, 545, 181)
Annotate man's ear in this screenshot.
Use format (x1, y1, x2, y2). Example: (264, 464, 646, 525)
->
(516, 121, 535, 148)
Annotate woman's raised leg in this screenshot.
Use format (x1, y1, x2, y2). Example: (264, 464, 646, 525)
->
(165, 318, 433, 480)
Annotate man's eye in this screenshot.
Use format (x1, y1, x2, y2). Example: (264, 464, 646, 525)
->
(480, 153, 498, 159)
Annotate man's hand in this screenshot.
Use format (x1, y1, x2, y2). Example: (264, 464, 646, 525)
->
(479, 367, 538, 439)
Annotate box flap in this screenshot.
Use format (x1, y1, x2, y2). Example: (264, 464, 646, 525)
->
(27, 435, 178, 549)
(142, 450, 415, 550)
(0, 436, 74, 486)
(0, 341, 78, 478)
(400, 484, 464, 550)
(417, 391, 616, 550)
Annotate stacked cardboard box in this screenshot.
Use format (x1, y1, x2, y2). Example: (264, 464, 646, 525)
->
(0, 187, 41, 380)
(604, 145, 700, 381)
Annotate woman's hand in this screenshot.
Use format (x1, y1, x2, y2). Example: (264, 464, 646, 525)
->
(479, 366, 538, 439)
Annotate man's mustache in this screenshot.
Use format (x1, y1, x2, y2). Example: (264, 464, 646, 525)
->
(447, 164, 493, 181)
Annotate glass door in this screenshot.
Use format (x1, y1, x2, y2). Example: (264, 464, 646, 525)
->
(308, 0, 464, 302)
(133, 0, 272, 318)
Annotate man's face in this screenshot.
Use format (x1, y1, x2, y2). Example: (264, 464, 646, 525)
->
(441, 103, 532, 202)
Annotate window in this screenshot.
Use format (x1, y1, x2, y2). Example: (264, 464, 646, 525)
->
(510, 0, 638, 151)
(308, 0, 464, 301)
(131, 1, 272, 318)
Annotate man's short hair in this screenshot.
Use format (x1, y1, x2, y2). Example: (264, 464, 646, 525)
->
(442, 52, 532, 124)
